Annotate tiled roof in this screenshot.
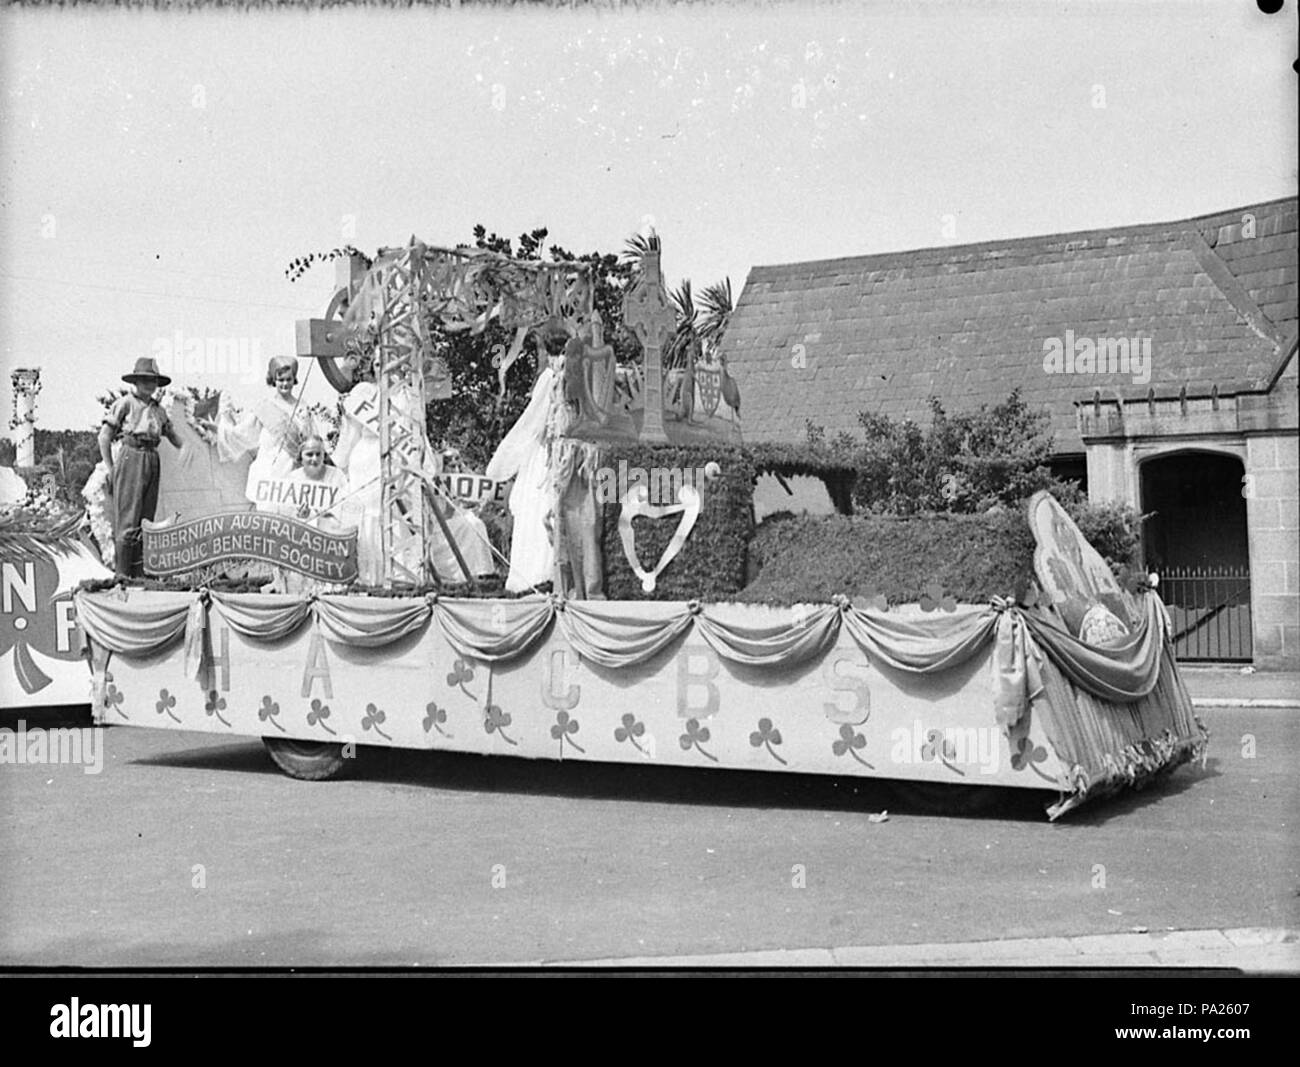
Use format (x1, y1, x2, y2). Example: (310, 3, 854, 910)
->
(721, 197, 1297, 452)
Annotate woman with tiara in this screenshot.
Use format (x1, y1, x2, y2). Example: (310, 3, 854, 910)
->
(213, 356, 321, 509)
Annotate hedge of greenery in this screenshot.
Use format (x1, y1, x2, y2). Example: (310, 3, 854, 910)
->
(738, 511, 1040, 606)
(599, 443, 755, 601)
(738, 499, 1144, 607)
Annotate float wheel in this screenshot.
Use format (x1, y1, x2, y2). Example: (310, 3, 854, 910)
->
(263, 738, 351, 781)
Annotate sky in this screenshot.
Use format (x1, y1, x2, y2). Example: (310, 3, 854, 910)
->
(1, 0, 1295, 431)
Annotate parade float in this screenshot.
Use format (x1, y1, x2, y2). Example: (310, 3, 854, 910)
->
(68, 238, 1206, 819)
(0, 369, 114, 714)
(0, 510, 111, 712)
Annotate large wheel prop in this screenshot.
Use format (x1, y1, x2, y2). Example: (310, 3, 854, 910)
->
(316, 285, 359, 395)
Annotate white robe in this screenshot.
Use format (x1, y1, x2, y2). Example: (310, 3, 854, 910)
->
(335, 382, 495, 585)
(266, 465, 352, 596)
(486, 365, 556, 592)
(217, 391, 320, 506)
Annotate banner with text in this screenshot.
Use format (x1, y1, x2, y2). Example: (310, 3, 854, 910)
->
(143, 510, 357, 582)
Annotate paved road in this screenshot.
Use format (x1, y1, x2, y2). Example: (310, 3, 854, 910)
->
(1, 705, 1296, 967)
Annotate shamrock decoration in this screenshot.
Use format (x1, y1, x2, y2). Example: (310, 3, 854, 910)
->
(155, 688, 180, 723)
(258, 695, 285, 732)
(446, 657, 476, 698)
(103, 672, 126, 719)
(550, 710, 585, 755)
(0, 555, 84, 695)
(483, 703, 517, 746)
(307, 698, 337, 736)
(203, 690, 231, 727)
(423, 701, 450, 738)
(360, 702, 392, 741)
(918, 582, 957, 613)
(1011, 736, 1054, 781)
(831, 723, 873, 767)
(920, 728, 964, 775)
(614, 712, 647, 753)
(679, 718, 718, 762)
(749, 717, 788, 766)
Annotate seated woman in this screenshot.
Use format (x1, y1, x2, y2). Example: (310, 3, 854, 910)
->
(270, 435, 353, 596)
(280, 435, 350, 528)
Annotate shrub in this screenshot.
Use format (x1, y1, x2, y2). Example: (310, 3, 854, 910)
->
(1064, 497, 1145, 572)
(739, 511, 1040, 606)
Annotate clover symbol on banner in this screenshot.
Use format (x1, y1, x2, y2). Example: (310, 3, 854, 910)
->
(614, 712, 647, 753)
(920, 728, 964, 775)
(258, 696, 285, 732)
(918, 582, 957, 613)
(360, 702, 391, 741)
(831, 723, 873, 767)
(550, 710, 585, 755)
(155, 688, 180, 723)
(446, 657, 476, 698)
(103, 672, 126, 719)
(307, 698, 337, 736)
(749, 717, 788, 766)
(0, 556, 84, 695)
(483, 703, 517, 746)
(679, 718, 718, 762)
(423, 701, 450, 738)
(203, 691, 231, 727)
(1011, 736, 1054, 781)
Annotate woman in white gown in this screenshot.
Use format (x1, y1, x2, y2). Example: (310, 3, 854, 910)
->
(216, 356, 320, 507)
(333, 366, 496, 586)
(485, 351, 562, 593)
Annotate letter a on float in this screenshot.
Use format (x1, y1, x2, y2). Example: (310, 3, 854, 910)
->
(301, 631, 333, 699)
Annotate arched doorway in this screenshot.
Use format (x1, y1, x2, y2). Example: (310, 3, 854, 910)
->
(1140, 451, 1251, 661)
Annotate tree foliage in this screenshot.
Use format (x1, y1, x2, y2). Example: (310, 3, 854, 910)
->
(415, 224, 641, 471)
(806, 389, 1143, 569)
(809, 390, 1065, 516)
(417, 224, 732, 472)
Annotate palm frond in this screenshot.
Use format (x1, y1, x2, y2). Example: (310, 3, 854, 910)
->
(670, 278, 697, 326)
(621, 230, 661, 265)
(697, 277, 734, 343)
(0, 507, 88, 558)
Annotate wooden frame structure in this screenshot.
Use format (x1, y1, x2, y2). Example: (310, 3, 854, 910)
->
(297, 239, 596, 588)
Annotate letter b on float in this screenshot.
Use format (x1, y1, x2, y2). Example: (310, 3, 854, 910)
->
(677, 644, 720, 717)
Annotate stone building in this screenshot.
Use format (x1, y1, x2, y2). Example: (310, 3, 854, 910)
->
(722, 197, 1297, 669)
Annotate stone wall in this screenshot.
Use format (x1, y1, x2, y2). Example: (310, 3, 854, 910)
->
(1246, 432, 1300, 669)
(1079, 382, 1299, 670)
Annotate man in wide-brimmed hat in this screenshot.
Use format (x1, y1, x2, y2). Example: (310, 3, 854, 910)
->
(97, 357, 184, 577)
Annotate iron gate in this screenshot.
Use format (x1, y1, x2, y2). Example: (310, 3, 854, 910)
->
(1160, 565, 1252, 662)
